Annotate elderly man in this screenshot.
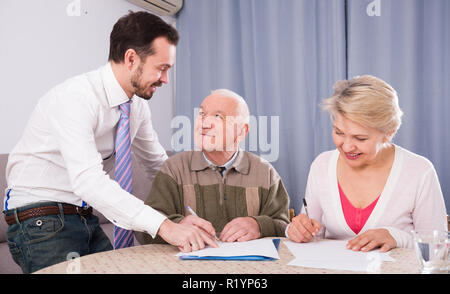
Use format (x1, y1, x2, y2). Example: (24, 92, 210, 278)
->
(138, 89, 290, 250)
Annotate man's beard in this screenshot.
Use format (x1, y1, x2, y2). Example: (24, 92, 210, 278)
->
(130, 65, 162, 100)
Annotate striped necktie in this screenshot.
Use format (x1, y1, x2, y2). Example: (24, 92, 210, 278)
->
(113, 100, 134, 249)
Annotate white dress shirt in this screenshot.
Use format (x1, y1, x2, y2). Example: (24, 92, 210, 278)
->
(4, 63, 168, 238)
(287, 144, 447, 248)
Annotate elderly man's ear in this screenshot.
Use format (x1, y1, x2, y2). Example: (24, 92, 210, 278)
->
(237, 124, 249, 142)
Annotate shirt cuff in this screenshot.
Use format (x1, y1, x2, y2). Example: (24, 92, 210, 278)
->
(285, 223, 291, 239)
(382, 226, 413, 249)
(132, 205, 167, 238)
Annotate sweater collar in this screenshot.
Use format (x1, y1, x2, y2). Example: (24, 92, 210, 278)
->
(190, 150, 250, 175)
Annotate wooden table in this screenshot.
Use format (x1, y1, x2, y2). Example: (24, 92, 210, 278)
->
(35, 238, 421, 274)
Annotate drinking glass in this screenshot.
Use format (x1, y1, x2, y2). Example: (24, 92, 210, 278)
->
(411, 230, 449, 274)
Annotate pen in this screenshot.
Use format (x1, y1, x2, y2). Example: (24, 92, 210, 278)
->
(302, 198, 309, 217)
(303, 198, 320, 238)
(186, 206, 220, 243)
(186, 205, 198, 217)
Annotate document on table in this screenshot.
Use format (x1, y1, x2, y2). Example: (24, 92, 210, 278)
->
(284, 239, 395, 272)
(176, 238, 280, 260)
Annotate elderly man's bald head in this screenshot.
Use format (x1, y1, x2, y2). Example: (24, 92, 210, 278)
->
(194, 89, 250, 154)
(209, 89, 250, 125)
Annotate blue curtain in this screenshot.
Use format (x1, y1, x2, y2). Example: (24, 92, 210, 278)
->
(175, 0, 450, 214)
(175, 0, 346, 214)
(347, 0, 450, 212)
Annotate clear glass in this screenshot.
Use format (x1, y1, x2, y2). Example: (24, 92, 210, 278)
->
(411, 230, 449, 274)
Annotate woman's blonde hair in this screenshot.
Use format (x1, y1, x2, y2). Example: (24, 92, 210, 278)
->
(322, 75, 403, 138)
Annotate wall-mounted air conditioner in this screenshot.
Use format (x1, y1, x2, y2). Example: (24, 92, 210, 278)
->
(127, 0, 183, 16)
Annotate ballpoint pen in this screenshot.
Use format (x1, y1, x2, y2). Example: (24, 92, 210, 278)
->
(186, 205, 221, 242)
(303, 198, 319, 238)
(302, 198, 309, 217)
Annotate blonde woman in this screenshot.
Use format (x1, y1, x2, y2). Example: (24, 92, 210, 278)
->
(287, 75, 447, 252)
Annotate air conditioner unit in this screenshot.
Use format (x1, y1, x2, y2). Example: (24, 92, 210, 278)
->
(127, 0, 183, 16)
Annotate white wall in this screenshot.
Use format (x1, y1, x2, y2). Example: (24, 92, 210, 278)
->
(0, 0, 175, 154)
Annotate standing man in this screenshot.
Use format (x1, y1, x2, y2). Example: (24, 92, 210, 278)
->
(3, 11, 216, 274)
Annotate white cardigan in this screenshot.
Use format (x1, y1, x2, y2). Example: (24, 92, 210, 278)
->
(302, 144, 447, 249)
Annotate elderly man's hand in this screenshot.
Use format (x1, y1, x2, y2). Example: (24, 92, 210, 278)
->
(219, 217, 261, 242)
(180, 214, 217, 240)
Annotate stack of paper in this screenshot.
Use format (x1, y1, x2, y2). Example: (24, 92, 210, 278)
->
(177, 238, 280, 260)
(284, 239, 395, 272)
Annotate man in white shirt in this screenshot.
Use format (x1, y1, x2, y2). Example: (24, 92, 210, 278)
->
(3, 11, 216, 273)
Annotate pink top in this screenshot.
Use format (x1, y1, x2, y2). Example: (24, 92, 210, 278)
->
(338, 182, 380, 235)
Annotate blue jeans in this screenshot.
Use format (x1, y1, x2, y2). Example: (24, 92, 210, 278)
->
(3, 202, 113, 273)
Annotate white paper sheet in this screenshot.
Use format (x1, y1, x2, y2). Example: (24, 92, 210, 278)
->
(176, 238, 280, 259)
(284, 239, 395, 272)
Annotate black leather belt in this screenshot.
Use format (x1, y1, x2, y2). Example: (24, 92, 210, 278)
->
(4, 204, 92, 225)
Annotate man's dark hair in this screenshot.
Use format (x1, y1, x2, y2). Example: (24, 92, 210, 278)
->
(108, 11, 179, 63)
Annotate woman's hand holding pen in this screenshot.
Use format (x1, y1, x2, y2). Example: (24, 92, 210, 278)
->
(288, 214, 322, 243)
